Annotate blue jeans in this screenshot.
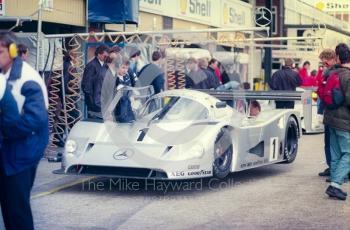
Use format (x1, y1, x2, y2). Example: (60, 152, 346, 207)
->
(329, 127, 350, 185)
(216, 81, 240, 90)
(324, 125, 331, 167)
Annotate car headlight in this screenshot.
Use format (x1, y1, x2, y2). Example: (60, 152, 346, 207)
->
(65, 139, 77, 153)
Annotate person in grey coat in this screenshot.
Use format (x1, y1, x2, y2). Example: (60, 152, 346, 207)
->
(101, 56, 136, 120)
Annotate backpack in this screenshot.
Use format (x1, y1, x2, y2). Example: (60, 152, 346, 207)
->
(317, 71, 345, 110)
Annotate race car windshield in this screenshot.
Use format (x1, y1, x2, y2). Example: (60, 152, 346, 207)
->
(139, 96, 209, 122)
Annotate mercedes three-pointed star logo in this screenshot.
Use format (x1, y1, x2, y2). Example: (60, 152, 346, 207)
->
(113, 149, 134, 160)
(254, 7, 272, 27)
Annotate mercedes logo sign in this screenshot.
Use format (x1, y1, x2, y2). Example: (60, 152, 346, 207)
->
(254, 7, 272, 27)
(113, 149, 134, 160)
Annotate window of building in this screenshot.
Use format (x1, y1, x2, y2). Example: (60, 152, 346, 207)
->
(42, 0, 54, 11)
(272, 6, 277, 35)
(163, 16, 173, 30)
(210, 26, 217, 40)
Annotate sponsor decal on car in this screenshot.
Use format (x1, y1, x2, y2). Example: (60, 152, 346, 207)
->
(188, 164, 200, 170)
(187, 170, 211, 176)
(241, 159, 269, 168)
(171, 171, 185, 177)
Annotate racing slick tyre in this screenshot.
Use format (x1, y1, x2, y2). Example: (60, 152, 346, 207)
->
(283, 116, 299, 163)
(213, 128, 233, 179)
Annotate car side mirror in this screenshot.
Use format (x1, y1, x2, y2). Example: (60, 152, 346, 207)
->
(216, 101, 227, 108)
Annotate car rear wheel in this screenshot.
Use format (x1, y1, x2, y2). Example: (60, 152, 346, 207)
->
(213, 128, 233, 179)
(283, 116, 299, 163)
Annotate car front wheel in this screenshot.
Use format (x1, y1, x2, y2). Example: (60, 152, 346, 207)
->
(213, 128, 233, 179)
(283, 116, 299, 163)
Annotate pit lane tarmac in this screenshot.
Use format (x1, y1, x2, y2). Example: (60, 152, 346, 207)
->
(30, 163, 289, 199)
(1, 134, 348, 230)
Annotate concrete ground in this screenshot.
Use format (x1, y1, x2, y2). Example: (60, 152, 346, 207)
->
(1, 133, 349, 230)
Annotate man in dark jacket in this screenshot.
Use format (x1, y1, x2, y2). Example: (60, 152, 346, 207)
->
(185, 57, 208, 89)
(198, 58, 220, 89)
(323, 43, 350, 201)
(138, 51, 165, 94)
(221, 63, 241, 85)
(101, 57, 135, 123)
(0, 31, 49, 230)
(208, 58, 222, 83)
(81, 45, 109, 118)
(268, 58, 302, 108)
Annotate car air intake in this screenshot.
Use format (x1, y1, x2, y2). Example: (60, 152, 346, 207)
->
(162, 146, 173, 156)
(86, 143, 94, 152)
(67, 165, 168, 179)
(137, 128, 149, 142)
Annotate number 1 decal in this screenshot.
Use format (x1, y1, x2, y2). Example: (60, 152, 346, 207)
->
(269, 137, 278, 161)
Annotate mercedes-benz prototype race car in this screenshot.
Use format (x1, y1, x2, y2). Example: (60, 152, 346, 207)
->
(57, 87, 301, 180)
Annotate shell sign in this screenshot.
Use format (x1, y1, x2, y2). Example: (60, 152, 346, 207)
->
(179, 0, 212, 17)
(180, 0, 187, 14)
(314, 0, 350, 12)
(221, 1, 247, 26)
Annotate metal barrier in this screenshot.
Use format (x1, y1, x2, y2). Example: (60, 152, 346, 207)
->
(296, 87, 324, 134)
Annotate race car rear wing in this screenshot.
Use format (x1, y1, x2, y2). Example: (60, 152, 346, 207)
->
(198, 90, 303, 101)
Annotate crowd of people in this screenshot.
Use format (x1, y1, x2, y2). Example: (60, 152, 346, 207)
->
(184, 57, 242, 91)
(81, 47, 252, 121)
(81, 45, 165, 121)
(316, 44, 350, 201)
(268, 45, 350, 201)
(295, 60, 325, 88)
(80, 46, 262, 128)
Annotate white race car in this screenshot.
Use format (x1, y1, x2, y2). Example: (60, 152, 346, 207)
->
(57, 88, 301, 180)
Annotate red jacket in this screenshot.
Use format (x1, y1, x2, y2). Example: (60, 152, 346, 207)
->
(214, 67, 222, 83)
(299, 67, 317, 86)
(315, 68, 324, 87)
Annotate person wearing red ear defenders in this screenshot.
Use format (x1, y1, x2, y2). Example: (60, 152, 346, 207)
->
(0, 30, 49, 230)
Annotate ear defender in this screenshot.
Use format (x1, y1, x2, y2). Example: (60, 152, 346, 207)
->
(9, 43, 18, 59)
